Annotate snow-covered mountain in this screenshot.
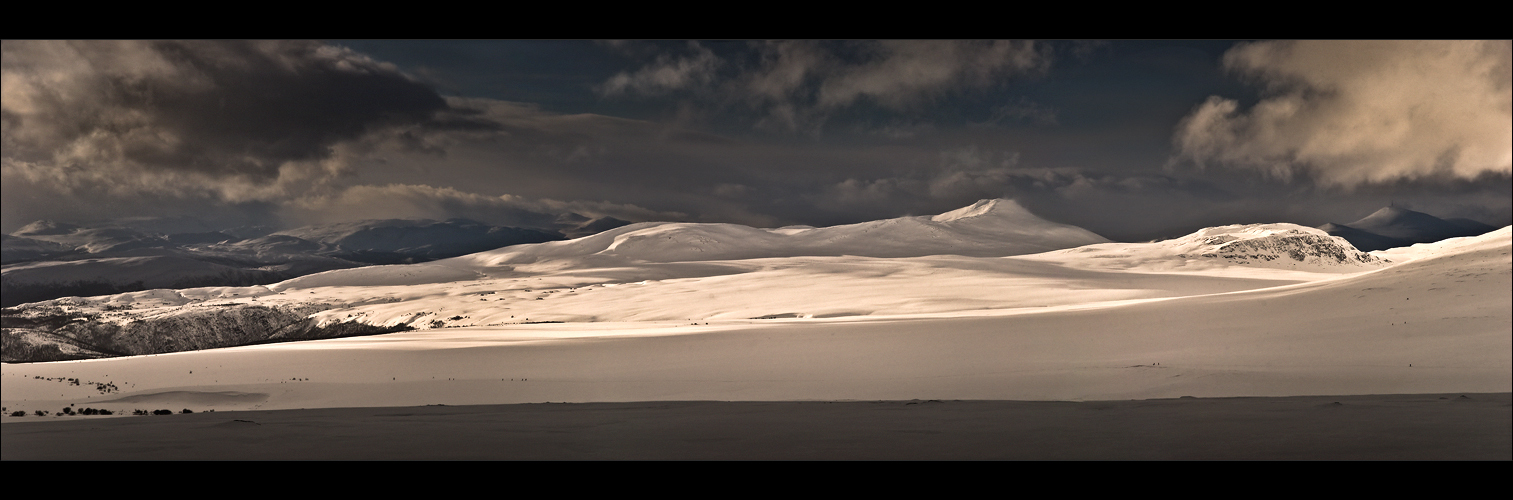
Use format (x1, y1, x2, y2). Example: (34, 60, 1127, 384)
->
(5, 198, 1507, 364)
(1319, 207, 1498, 251)
(1028, 223, 1388, 274)
(0, 235, 76, 264)
(461, 199, 1109, 270)
(555, 213, 634, 239)
(1315, 223, 1407, 253)
(6, 221, 1507, 410)
(9, 222, 172, 255)
(271, 218, 562, 263)
(1372, 225, 1513, 263)
(3, 199, 1110, 359)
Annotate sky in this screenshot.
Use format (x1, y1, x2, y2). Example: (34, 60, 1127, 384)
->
(2, 40, 1509, 242)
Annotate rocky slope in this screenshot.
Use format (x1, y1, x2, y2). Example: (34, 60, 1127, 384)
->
(2, 295, 410, 362)
(1029, 223, 1390, 274)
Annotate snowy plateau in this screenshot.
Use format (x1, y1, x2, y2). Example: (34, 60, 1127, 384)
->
(2, 199, 1509, 412)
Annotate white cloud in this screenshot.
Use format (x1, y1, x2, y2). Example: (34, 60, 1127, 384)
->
(1172, 40, 1512, 186)
(814, 40, 1044, 110)
(598, 42, 721, 96)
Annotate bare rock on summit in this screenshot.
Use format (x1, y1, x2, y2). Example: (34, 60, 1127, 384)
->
(1189, 227, 1383, 266)
(1033, 223, 1389, 273)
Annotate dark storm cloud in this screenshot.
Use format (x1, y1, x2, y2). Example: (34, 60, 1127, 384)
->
(319, 91, 1504, 242)
(0, 40, 1133, 235)
(297, 97, 1040, 229)
(0, 40, 488, 204)
(272, 97, 753, 228)
(284, 183, 689, 229)
(6, 40, 1506, 242)
(984, 98, 1059, 127)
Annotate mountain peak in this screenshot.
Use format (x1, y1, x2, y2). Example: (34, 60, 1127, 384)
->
(1354, 206, 1431, 224)
(13, 220, 81, 236)
(1316, 221, 1408, 252)
(460, 197, 1107, 267)
(1347, 206, 1476, 243)
(930, 199, 1029, 223)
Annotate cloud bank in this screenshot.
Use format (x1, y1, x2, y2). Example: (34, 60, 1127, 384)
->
(5, 40, 1504, 241)
(600, 41, 1049, 133)
(1172, 40, 1512, 186)
(284, 183, 686, 229)
(0, 40, 480, 203)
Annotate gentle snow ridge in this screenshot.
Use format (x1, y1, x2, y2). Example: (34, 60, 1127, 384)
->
(459, 198, 1109, 269)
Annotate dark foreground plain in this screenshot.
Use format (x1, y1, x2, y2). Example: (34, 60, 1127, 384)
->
(4, 393, 1509, 460)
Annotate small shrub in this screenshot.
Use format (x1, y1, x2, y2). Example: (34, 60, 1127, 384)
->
(153, 409, 172, 415)
(34, 410, 47, 416)
(10, 411, 24, 417)
(181, 409, 193, 414)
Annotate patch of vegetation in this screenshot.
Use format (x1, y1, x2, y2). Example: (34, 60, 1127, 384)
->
(26, 375, 120, 393)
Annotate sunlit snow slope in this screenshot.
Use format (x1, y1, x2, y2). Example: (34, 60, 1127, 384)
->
(2, 201, 1467, 363)
(456, 198, 1110, 267)
(2, 225, 1505, 410)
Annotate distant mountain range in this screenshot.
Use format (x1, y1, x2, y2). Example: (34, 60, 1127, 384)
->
(5, 198, 1119, 360)
(1318, 207, 1499, 252)
(456, 198, 1112, 271)
(1, 215, 631, 307)
(5, 197, 1507, 363)
(2, 202, 1498, 310)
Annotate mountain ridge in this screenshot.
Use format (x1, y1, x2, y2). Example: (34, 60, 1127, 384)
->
(461, 198, 1111, 269)
(1318, 206, 1499, 251)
